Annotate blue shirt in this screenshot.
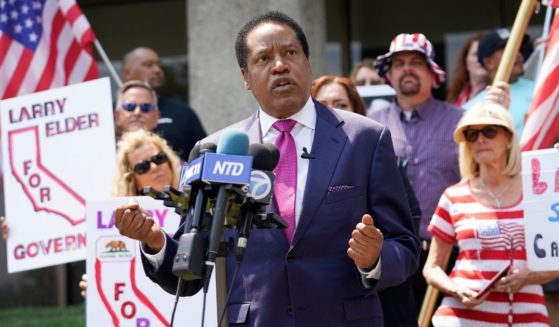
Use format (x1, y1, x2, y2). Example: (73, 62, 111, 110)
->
(369, 97, 462, 240)
(462, 78, 535, 136)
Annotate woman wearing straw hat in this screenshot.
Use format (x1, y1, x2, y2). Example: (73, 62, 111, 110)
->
(423, 100, 559, 326)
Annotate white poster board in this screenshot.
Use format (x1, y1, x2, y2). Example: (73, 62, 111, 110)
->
(86, 197, 218, 327)
(521, 148, 559, 271)
(0, 78, 116, 273)
(356, 84, 395, 115)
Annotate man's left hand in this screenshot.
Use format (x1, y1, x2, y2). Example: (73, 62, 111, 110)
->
(347, 214, 383, 269)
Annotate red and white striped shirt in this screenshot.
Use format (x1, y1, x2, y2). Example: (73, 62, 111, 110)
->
(428, 180, 549, 326)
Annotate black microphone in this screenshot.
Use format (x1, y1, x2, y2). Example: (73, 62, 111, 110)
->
(187, 144, 202, 163)
(203, 129, 251, 292)
(234, 143, 283, 262)
(301, 146, 315, 159)
(171, 142, 217, 281)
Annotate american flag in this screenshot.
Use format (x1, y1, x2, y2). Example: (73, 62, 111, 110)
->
(0, 0, 98, 100)
(520, 2, 559, 150)
(477, 222, 525, 250)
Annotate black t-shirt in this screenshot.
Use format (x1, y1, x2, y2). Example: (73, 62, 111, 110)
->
(154, 97, 207, 161)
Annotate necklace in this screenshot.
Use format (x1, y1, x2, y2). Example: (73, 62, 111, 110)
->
(479, 177, 515, 208)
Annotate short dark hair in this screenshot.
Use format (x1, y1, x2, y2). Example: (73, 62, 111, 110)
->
(235, 11, 309, 70)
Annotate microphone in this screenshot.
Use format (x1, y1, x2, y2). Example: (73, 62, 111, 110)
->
(172, 142, 218, 281)
(203, 129, 252, 291)
(301, 146, 315, 159)
(187, 144, 202, 162)
(234, 143, 285, 262)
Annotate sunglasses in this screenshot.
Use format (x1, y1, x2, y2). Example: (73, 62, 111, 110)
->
(131, 151, 168, 175)
(121, 102, 156, 113)
(463, 125, 500, 143)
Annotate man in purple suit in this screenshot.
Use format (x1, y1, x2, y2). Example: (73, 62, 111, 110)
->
(115, 11, 419, 326)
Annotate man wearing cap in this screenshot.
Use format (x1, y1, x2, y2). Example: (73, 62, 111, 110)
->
(369, 33, 463, 313)
(462, 28, 535, 137)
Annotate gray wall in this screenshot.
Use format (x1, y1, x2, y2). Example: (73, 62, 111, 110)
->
(187, 0, 327, 133)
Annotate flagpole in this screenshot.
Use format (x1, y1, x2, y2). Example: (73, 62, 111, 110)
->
(93, 39, 123, 87)
(493, 0, 538, 84)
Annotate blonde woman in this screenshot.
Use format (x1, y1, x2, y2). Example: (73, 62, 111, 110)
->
(423, 101, 559, 326)
(112, 129, 181, 196)
(79, 129, 181, 297)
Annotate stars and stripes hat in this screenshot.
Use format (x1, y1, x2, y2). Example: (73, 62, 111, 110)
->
(375, 33, 446, 88)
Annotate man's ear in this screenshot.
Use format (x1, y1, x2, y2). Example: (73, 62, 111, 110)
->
(241, 68, 251, 90)
(122, 66, 131, 81)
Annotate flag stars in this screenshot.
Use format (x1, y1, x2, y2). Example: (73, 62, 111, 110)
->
(28, 32, 38, 42)
(32, 1, 41, 9)
(25, 18, 33, 28)
(14, 23, 22, 33)
(36, 16, 42, 23)
(10, 9, 17, 19)
(21, 4, 29, 14)
(0, 13, 7, 23)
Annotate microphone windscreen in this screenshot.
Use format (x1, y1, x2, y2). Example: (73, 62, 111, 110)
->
(262, 143, 280, 170)
(200, 142, 217, 154)
(187, 144, 202, 162)
(249, 143, 279, 171)
(216, 129, 249, 155)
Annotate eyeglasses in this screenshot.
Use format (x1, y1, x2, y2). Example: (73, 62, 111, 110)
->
(462, 125, 500, 143)
(121, 102, 156, 113)
(131, 152, 168, 175)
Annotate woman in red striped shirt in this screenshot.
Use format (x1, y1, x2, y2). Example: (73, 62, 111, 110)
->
(423, 101, 559, 326)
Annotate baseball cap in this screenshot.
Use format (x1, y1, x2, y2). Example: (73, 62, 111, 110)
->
(477, 28, 531, 67)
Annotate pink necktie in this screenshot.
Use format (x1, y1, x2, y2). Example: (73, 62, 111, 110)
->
(273, 119, 297, 243)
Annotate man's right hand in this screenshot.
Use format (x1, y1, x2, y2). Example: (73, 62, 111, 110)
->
(114, 201, 165, 253)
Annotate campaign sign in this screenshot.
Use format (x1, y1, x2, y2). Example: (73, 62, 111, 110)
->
(201, 153, 252, 185)
(87, 197, 218, 327)
(521, 149, 559, 271)
(0, 78, 116, 273)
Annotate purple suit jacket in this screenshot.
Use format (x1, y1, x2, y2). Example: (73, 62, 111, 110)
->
(142, 100, 420, 326)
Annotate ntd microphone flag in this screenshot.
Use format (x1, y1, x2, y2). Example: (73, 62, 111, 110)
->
(202, 153, 252, 184)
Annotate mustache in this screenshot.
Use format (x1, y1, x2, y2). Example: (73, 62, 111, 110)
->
(399, 73, 419, 84)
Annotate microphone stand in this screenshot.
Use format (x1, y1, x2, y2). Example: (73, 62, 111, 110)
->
(216, 247, 229, 327)
(143, 184, 285, 327)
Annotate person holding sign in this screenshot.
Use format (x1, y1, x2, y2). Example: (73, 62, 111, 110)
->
(112, 129, 181, 197)
(79, 129, 181, 297)
(423, 100, 559, 326)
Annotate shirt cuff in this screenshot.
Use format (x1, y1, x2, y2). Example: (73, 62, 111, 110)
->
(358, 256, 382, 280)
(140, 231, 167, 270)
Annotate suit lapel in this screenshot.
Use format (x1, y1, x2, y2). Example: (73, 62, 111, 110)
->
(291, 101, 347, 247)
